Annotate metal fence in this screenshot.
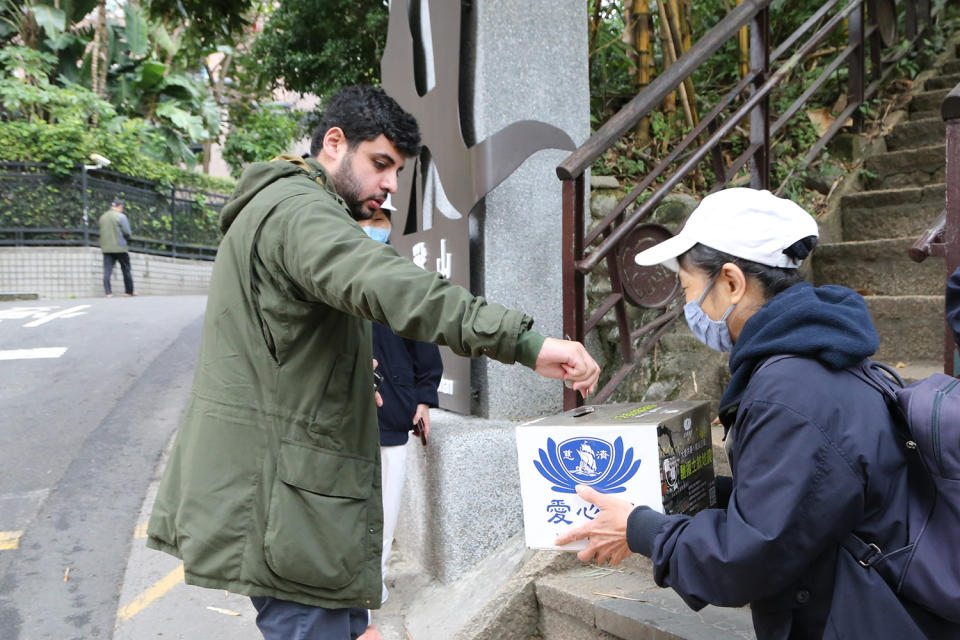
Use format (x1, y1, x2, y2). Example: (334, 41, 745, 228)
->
(0, 162, 227, 260)
(558, 0, 941, 409)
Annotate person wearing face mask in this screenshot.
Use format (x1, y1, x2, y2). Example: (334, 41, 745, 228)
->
(555, 188, 960, 639)
(354, 198, 443, 640)
(146, 86, 601, 640)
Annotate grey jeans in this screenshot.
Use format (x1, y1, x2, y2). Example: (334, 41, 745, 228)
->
(250, 596, 368, 640)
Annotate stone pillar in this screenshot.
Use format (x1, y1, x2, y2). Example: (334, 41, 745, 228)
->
(468, 1, 590, 420)
(393, 1, 589, 584)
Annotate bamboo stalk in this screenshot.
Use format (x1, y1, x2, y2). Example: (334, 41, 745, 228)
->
(625, 0, 654, 142)
(666, 0, 699, 126)
(658, 0, 694, 129)
(737, 0, 749, 78)
(656, 0, 677, 119)
(589, 0, 604, 54)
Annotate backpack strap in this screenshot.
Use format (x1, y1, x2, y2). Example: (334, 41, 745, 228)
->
(841, 532, 885, 568)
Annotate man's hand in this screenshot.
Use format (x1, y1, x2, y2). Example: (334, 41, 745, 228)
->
(554, 485, 634, 565)
(412, 403, 430, 440)
(534, 338, 600, 398)
(372, 359, 383, 407)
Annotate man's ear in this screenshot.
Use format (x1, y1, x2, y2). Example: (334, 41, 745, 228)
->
(720, 262, 748, 304)
(321, 127, 347, 162)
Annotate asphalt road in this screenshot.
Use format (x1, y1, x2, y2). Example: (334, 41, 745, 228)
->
(0, 295, 256, 639)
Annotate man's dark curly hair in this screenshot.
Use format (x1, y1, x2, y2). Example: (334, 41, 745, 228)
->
(310, 86, 421, 158)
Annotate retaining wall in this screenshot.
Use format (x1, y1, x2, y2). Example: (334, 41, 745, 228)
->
(0, 247, 212, 299)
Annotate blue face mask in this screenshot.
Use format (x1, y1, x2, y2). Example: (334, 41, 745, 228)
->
(362, 226, 391, 243)
(684, 275, 736, 352)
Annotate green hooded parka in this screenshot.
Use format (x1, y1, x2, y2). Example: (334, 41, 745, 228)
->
(146, 156, 544, 609)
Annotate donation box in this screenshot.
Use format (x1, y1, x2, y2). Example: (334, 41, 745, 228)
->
(515, 401, 717, 550)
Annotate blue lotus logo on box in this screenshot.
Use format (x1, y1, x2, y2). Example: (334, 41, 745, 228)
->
(534, 436, 641, 494)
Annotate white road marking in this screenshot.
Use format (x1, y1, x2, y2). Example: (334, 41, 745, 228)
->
(0, 347, 68, 360)
(22, 305, 91, 327)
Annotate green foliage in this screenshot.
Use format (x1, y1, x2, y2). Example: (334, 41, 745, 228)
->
(0, 46, 117, 125)
(222, 105, 301, 177)
(147, 0, 257, 50)
(0, 119, 232, 193)
(0, 45, 233, 193)
(251, 0, 389, 97)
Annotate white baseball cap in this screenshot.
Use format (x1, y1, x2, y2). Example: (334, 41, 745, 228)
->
(634, 188, 819, 272)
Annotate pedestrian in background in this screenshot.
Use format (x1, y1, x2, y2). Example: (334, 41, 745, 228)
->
(98, 199, 135, 297)
(355, 198, 443, 640)
(146, 85, 600, 640)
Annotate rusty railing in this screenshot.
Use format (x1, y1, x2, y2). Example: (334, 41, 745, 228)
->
(910, 83, 960, 375)
(559, 0, 939, 409)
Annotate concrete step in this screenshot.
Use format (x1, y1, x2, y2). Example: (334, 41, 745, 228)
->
(910, 88, 952, 114)
(942, 59, 960, 75)
(862, 144, 945, 189)
(812, 237, 943, 295)
(866, 295, 947, 364)
(536, 556, 756, 640)
(884, 117, 945, 151)
(925, 72, 960, 91)
(890, 360, 947, 384)
(910, 109, 942, 122)
(839, 183, 944, 241)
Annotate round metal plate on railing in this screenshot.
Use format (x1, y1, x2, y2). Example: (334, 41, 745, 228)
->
(616, 223, 680, 309)
(873, 0, 897, 47)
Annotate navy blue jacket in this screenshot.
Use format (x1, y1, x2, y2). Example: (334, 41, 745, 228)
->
(626, 283, 960, 639)
(372, 322, 443, 446)
(947, 266, 960, 347)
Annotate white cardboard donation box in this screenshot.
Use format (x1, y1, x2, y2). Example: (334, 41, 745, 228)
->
(515, 401, 717, 550)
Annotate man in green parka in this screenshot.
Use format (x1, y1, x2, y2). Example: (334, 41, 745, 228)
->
(146, 86, 600, 640)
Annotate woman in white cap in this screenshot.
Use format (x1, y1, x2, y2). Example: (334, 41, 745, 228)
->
(556, 188, 958, 639)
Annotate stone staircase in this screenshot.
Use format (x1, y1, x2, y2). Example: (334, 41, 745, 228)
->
(812, 42, 960, 379)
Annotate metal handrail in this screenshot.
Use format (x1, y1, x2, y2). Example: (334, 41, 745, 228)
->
(559, 0, 937, 408)
(909, 82, 960, 375)
(557, 0, 772, 181)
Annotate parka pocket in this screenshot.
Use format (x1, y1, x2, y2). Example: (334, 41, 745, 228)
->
(310, 352, 355, 435)
(264, 440, 373, 589)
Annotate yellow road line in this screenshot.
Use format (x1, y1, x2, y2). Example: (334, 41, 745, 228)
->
(133, 522, 148, 539)
(0, 530, 22, 550)
(116, 564, 184, 624)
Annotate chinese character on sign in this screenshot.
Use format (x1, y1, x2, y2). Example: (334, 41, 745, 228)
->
(546, 499, 572, 524)
(436, 238, 452, 279)
(412, 242, 429, 269)
(576, 504, 600, 520)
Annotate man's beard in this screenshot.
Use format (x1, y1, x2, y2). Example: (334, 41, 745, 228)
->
(331, 150, 379, 220)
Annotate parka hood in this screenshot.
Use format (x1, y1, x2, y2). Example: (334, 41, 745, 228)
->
(719, 282, 879, 419)
(219, 155, 329, 234)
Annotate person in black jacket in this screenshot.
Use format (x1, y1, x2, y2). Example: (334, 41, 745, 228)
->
(946, 265, 960, 348)
(355, 200, 443, 640)
(556, 188, 960, 639)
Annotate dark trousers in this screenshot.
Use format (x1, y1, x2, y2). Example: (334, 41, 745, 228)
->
(250, 597, 368, 640)
(102, 252, 134, 295)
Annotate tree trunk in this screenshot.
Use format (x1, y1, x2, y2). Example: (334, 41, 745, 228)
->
(666, 0, 698, 126)
(90, 0, 108, 99)
(623, 0, 654, 143)
(656, 1, 677, 121)
(737, 0, 749, 78)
